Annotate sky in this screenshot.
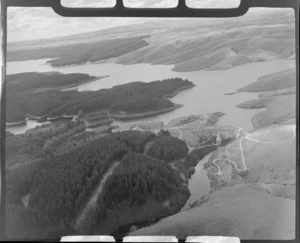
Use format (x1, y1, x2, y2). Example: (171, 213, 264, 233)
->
(7, 0, 252, 42)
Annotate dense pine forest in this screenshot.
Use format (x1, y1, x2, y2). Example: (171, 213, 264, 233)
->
(97, 152, 184, 212)
(26, 131, 156, 223)
(147, 135, 189, 162)
(5, 129, 192, 239)
(6, 72, 194, 122)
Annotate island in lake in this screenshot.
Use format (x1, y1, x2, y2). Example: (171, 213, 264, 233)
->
(6, 72, 194, 124)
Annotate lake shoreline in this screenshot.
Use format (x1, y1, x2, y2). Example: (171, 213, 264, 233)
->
(6, 104, 184, 131)
(6, 114, 75, 127)
(163, 84, 196, 98)
(6, 59, 295, 134)
(6, 120, 27, 127)
(61, 76, 108, 91)
(110, 104, 184, 121)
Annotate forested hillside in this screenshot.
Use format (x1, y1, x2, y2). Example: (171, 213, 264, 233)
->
(6, 130, 190, 239)
(97, 152, 185, 213)
(6, 72, 194, 122)
(147, 135, 189, 162)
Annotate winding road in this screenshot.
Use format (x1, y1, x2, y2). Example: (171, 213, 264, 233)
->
(211, 124, 296, 175)
(245, 125, 296, 144)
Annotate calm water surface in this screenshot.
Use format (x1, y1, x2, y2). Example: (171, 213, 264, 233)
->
(7, 120, 50, 134)
(6, 58, 295, 134)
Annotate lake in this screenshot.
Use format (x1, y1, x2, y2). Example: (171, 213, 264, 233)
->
(6, 58, 295, 134)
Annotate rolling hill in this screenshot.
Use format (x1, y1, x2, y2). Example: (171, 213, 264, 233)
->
(236, 67, 296, 128)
